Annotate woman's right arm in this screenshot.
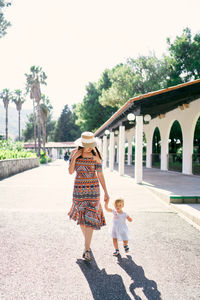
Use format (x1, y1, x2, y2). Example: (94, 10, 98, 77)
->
(68, 149, 82, 174)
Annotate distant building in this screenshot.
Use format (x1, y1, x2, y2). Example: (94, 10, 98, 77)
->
(24, 142, 76, 159)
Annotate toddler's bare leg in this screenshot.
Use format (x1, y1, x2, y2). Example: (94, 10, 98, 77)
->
(123, 240, 128, 246)
(113, 238, 119, 249)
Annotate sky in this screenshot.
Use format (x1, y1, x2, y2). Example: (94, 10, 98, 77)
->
(1, 0, 200, 119)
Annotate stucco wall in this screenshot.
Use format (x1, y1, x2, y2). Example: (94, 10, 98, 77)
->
(0, 158, 40, 179)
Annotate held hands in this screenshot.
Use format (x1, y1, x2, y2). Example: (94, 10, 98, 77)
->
(104, 192, 110, 202)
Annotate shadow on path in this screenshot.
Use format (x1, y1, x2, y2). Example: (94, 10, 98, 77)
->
(117, 255, 162, 300)
(76, 252, 131, 300)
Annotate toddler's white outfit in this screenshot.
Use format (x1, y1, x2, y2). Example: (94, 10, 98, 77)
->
(110, 209, 130, 241)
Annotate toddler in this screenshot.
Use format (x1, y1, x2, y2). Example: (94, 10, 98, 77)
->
(105, 198, 133, 256)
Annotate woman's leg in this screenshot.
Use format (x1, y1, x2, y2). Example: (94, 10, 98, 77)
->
(84, 226, 94, 251)
(80, 224, 85, 237)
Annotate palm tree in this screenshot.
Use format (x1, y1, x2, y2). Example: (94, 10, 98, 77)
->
(0, 1, 11, 38)
(40, 94, 52, 150)
(0, 88, 12, 140)
(12, 89, 26, 141)
(25, 66, 47, 156)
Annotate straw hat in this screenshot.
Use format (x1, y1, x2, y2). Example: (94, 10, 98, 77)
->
(75, 131, 97, 148)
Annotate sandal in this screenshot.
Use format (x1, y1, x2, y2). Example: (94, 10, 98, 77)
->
(82, 248, 91, 259)
(84, 250, 91, 262)
(124, 245, 129, 253)
(113, 249, 120, 256)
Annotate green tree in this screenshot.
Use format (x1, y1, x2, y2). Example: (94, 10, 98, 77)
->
(54, 105, 81, 141)
(99, 55, 172, 108)
(0, 88, 12, 140)
(22, 113, 56, 143)
(167, 27, 200, 82)
(40, 94, 53, 150)
(75, 70, 117, 131)
(25, 66, 47, 155)
(22, 113, 35, 142)
(12, 89, 26, 141)
(0, 0, 11, 38)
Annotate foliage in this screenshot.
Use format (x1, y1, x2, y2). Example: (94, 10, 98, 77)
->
(0, 88, 12, 140)
(0, 88, 12, 109)
(39, 150, 48, 164)
(75, 28, 200, 130)
(99, 55, 173, 108)
(0, 0, 11, 38)
(167, 27, 200, 82)
(0, 139, 37, 160)
(22, 113, 56, 142)
(12, 89, 26, 111)
(99, 64, 135, 108)
(54, 104, 81, 141)
(25, 66, 47, 96)
(40, 94, 53, 148)
(25, 65, 48, 155)
(74, 70, 117, 132)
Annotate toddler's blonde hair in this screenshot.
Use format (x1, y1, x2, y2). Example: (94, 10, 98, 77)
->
(114, 198, 124, 206)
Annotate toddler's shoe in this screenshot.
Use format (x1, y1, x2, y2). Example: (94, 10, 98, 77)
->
(113, 249, 120, 256)
(124, 245, 129, 253)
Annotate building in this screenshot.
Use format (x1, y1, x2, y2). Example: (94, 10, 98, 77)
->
(94, 79, 200, 183)
(24, 142, 76, 160)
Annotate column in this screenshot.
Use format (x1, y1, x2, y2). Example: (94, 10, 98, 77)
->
(103, 135, 107, 169)
(161, 135, 168, 171)
(146, 136, 152, 168)
(127, 139, 132, 165)
(98, 137, 103, 153)
(116, 139, 119, 164)
(135, 116, 143, 183)
(118, 125, 125, 176)
(109, 131, 115, 171)
(182, 129, 193, 174)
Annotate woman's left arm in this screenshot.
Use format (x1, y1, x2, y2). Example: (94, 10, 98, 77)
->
(97, 171, 109, 202)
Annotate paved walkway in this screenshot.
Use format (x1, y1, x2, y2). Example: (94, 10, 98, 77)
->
(114, 163, 200, 227)
(0, 160, 200, 300)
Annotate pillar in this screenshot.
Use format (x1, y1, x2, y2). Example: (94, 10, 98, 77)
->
(146, 136, 152, 168)
(127, 139, 132, 165)
(119, 125, 125, 176)
(116, 139, 119, 164)
(135, 116, 143, 183)
(161, 135, 168, 171)
(109, 131, 115, 171)
(103, 135, 107, 169)
(182, 128, 193, 174)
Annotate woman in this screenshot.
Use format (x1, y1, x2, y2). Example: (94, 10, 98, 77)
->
(68, 131, 109, 261)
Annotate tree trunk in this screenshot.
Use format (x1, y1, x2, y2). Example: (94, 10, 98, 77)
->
(18, 110, 21, 141)
(44, 123, 47, 149)
(33, 99, 37, 152)
(5, 107, 8, 140)
(42, 122, 45, 151)
(37, 101, 41, 156)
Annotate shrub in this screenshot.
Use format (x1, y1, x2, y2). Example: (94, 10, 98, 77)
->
(0, 139, 37, 160)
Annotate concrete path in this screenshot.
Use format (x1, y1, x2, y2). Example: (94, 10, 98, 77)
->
(114, 163, 200, 227)
(0, 160, 200, 300)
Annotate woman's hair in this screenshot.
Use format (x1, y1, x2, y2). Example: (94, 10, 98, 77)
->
(114, 198, 124, 206)
(78, 146, 102, 160)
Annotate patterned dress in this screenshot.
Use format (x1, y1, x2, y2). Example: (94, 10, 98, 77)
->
(68, 156, 106, 230)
